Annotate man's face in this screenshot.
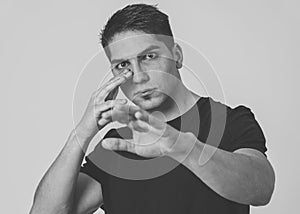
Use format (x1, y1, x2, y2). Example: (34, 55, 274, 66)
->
(106, 30, 181, 111)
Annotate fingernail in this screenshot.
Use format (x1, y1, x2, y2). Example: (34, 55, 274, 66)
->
(125, 70, 132, 76)
(135, 111, 141, 118)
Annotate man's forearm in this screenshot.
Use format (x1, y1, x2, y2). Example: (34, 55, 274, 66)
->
(30, 130, 92, 214)
(167, 133, 274, 206)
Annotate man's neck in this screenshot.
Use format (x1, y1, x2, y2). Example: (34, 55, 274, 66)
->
(148, 82, 200, 122)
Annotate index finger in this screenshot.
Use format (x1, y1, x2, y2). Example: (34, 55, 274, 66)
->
(135, 109, 165, 130)
(95, 69, 132, 100)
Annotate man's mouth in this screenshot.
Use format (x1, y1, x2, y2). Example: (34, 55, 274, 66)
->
(133, 88, 156, 98)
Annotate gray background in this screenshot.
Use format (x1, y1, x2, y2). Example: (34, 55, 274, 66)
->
(1, 0, 299, 213)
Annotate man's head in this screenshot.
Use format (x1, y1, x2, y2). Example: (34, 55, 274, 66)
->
(100, 4, 184, 111)
(100, 4, 174, 51)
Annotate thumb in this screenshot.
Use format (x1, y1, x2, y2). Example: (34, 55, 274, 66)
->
(101, 138, 135, 152)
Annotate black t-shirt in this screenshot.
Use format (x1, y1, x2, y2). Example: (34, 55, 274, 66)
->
(80, 96, 267, 214)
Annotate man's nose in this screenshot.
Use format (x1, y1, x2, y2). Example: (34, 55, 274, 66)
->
(129, 61, 150, 84)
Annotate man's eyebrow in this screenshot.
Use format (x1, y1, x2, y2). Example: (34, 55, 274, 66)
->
(111, 45, 161, 65)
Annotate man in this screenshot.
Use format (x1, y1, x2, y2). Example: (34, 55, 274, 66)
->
(29, 3, 275, 214)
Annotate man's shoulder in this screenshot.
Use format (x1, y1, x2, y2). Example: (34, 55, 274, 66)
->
(197, 96, 231, 117)
(198, 96, 253, 117)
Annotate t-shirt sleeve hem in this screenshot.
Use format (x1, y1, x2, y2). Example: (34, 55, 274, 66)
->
(79, 155, 105, 184)
(227, 105, 268, 157)
(231, 144, 268, 157)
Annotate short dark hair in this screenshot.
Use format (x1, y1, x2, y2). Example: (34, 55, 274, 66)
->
(100, 3, 174, 50)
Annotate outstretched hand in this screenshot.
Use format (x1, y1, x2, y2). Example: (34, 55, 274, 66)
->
(100, 104, 193, 158)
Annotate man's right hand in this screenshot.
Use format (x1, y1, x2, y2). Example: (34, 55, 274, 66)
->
(75, 69, 132, 141)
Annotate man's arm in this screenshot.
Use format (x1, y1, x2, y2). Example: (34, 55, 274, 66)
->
(29, 69, 132, 214)
(169, 133, 275, 206)
(72, 172, 104, 214)
(29, 130, 103, 214)
(99, 101, 275, 206)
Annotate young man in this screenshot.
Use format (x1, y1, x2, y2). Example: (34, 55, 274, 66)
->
(29, 4, 275, 214)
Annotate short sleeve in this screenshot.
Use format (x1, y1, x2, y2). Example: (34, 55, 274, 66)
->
(80, 155, 106, 184)
(79, 129, 118, 184)
(227, 105, 267, 156)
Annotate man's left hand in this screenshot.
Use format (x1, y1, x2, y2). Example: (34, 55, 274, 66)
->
(100, 104, 192, 158)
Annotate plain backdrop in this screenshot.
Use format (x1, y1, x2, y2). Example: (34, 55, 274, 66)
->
(1, 0, 299, 213)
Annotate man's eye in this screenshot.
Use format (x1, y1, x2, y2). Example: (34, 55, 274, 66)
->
(143, 53, 157, 60)
(116, 61, 129, 70)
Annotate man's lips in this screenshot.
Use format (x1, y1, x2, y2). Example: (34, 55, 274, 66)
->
(133, 88, 156, 97)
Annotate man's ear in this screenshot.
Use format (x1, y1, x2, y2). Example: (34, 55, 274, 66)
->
(172, 43, 183, 69)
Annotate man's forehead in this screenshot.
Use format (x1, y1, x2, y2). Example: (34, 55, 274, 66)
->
(105, 32, 169, 62)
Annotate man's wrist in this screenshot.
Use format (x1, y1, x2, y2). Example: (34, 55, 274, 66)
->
(166, 132, 199, 162)
(75, 123, 98, 140)
(72, 127, 95, 147)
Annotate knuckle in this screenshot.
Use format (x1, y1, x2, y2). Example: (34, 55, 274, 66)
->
(95, 103, 107, 112)
(111, 100, 120, 107)
(102, 111, 108, 118)
(105, 100, 113, 108)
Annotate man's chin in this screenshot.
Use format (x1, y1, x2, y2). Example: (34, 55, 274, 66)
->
(132, 96, 163, 111)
